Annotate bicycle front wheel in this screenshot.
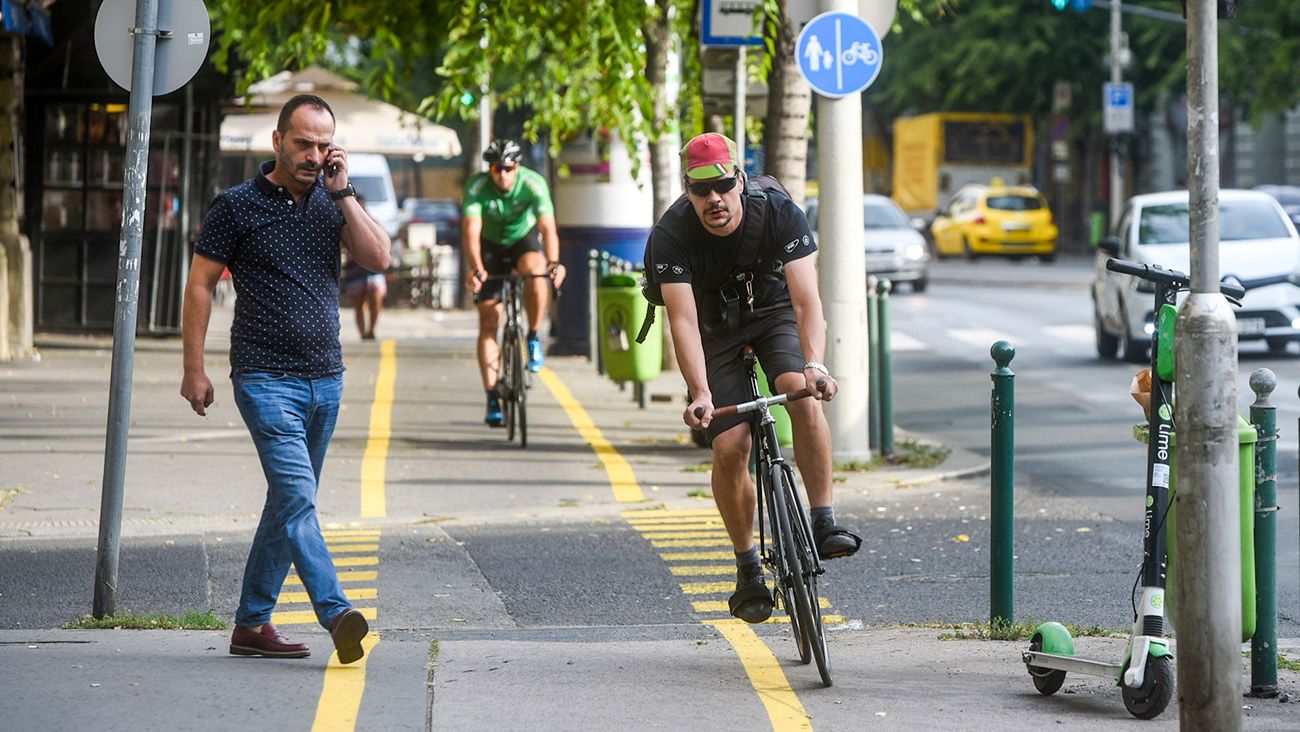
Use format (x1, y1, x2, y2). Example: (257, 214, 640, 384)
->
(771, 463, 832, 687)
(764, 465, 809, 664)
(501, 329, 519, 442)
(515, 340, 528, 449)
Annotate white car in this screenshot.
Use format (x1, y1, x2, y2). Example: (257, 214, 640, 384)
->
(1092, 189, 1300, 362)
(804, 194, 931, 292)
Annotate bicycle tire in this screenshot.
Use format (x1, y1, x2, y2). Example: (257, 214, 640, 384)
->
(514, 328, 528, 449)
(772, 463, 832, 687)
(502, 328, 519, 442)
(763, 464, 809, 664)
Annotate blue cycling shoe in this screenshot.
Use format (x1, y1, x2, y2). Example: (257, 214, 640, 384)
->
(527, 336, 544, 373)
(485, 395, 504, 427)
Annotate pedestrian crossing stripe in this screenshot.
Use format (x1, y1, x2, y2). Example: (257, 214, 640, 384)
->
(625, 522, 727, 530)
(280, 587, 378, 604)
(333, 556, 379, 567)
(680, 581, 736, 594)
(650, 538, 735, 548)
(328, 543, 380, 553)
(658, 551, 734, 562)
(623, 508, 721, 518)
(641, 531, 749, 540)
(693, 597, 832, 613)
(669, 565, 734, 576)
(273, 606, 378, 627)
(283, 570, 377, 585)
(324, 536, 384, 544)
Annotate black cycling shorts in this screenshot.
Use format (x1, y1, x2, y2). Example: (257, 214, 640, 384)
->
(701, 306, 804, 445)
(475, 225, 543, 304)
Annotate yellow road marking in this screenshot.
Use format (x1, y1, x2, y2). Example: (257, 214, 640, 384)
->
(538, 368, 644, 502)
(640, 531, 732, 540)
(693, 597, 831, 613)
(328, 543, 380, 553)
(706, 620, 812, 731)
(333, 556, 379, 567)
(679, 581, 737, 595)
(670, 565, 734, 576)
(273, 606, 378, 627)
(657, 551, 734, 562)
(650, 538, 734, 548)
(323, 535, 383, 543)
(697, 614, 846, 626)
(622, 509, 721, 518)
(311, 633, 381, 732)
(283, 570, 377, 586)
(360, 340, 397, 518)
(280, 588, 378, 604)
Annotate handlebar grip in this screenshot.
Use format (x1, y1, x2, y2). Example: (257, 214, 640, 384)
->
(693, 406, 704, 419)
(1105, 258, 1148, 277)
(1219, 281, 1246, 299)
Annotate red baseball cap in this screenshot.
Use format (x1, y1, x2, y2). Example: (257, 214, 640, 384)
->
(681, 133, 739, 180)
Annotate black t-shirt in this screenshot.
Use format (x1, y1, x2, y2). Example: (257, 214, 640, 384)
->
(194, 161, 347, 377)
(647, 190, 816, 332)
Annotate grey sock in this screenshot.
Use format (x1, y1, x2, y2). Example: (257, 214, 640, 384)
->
(734, 546, 760, 573)
(811, 506, 835, 526)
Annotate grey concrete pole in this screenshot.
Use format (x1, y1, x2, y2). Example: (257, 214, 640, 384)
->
(1175, 1, 1242, 729)
(94, 0, 160, 618)
(734, 47, 746, 157)
(1109, 0, 1123, 225)
(816, 0, 869, 462)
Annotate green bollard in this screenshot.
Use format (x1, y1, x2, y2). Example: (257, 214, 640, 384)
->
(1248, 369, 1279, 697)
(877, 278, 894, 458)
(867, 276, 880, 451)
(990, 340, 1016, 625)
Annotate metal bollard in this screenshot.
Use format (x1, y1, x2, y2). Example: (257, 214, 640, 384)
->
(876, 278, 894, 457)
(990, 340, 1016, 625)
(867, 275, 880, 451)
(1248, 369, 1279, 697)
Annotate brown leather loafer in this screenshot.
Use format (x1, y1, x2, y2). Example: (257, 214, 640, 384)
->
(229, 622, 310, 658)
(330, 608, 369, 665)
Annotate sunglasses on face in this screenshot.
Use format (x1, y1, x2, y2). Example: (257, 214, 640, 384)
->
(492, 164, 518, 173)
(686, 175, 740, 197)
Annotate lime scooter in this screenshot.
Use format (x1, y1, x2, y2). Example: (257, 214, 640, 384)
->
(1021, 258, 1247, 720)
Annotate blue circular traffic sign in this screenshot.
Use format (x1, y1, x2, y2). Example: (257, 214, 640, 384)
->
(796, 11, 883, 98)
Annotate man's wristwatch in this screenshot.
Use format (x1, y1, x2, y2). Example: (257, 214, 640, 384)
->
(803, 361, 830, 376)
(330, 183, 357, 201)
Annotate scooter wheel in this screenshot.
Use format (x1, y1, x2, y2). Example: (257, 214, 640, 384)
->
(1028, 637, 1066, 695)
(1027, 623, 1073, 696)
(1122, 655, 1173, 720)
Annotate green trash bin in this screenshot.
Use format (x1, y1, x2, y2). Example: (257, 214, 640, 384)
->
(1134, 415, 1257, 641)
(753, 360, 794, 448)
(597, 272, 662, 383)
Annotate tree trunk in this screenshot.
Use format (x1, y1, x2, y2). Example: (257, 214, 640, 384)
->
(763, 2, 811, 207)
(644, 0, 679, 221)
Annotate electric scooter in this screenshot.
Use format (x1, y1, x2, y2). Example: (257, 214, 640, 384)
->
(1020, 258, 1246, 720)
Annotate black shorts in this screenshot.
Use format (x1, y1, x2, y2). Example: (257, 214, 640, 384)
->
(475, 226, 543, 303)
(701, 306, 804, 444)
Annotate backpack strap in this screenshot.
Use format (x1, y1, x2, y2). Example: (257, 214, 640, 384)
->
(635, 301, 656, 344)
(732, 177, 768, 272)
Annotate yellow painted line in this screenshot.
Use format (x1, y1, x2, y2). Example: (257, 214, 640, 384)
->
(640, 531, 732, 540)
(334, 556, 379, 567)
(537, 368, 644, 502)
(621, 509, 721, 518)
(670, 565, 734, 576)
(651, 538, 734, 548)
(680, 581, 739, 595)
(311, 632, 381, 731)
(273, 606, 378, 627)
(658, 551, 734, 562)
(323, 534, 382, 542)
(360, 340, 397, 518)
(280, 588, 378, 604)
(693, 597, 831, 613)
(328, 543, 380, 553)
(628, 523, 728, 532)
(698, 614, 847, 626)
(706, 620, 812, 731)
(283, 570, 377, 586)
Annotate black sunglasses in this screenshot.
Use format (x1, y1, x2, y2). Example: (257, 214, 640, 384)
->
(492, 164, 518, 173)
(686, 174, 740, 197)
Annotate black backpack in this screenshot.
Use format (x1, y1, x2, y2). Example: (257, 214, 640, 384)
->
(636, 174, 793, 343)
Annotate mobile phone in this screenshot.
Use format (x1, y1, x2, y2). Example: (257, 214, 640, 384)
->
(327, 163, 338, 178)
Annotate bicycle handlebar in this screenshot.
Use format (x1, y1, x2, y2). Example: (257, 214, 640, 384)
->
(696, 380, 827, 419)
(1106, 257, 1246, 300)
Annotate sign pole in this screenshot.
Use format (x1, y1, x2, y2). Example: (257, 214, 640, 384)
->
(734, 47, 746, 158)
(1109, 0, 1123, 225)
(93, 0, 161, 618)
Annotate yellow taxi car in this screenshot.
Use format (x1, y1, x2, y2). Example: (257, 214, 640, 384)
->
(930, 181, 1058, 262)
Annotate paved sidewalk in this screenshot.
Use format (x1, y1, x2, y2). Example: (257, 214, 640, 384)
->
(1, 306, 1297, 730)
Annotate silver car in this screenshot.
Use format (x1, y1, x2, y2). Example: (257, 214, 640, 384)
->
(804, 194, 931, 292)
(1092, 189, 1300, 362)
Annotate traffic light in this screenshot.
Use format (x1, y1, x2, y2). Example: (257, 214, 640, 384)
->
(1052, 0, 1068, 9)
(1051, 0, 1092, 11)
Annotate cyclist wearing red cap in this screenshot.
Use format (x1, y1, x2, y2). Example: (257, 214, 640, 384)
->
(647, 132, 861, 624)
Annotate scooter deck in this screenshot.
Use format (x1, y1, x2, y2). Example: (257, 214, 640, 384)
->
(1023, 650, 1124, 682)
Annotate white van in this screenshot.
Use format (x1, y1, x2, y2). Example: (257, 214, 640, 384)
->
(346, 153, 401, 238)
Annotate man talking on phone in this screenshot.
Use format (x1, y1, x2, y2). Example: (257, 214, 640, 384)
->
(180, 94, 390, 664)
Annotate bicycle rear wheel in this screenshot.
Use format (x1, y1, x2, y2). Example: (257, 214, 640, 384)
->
(515, 338, 528, 449)
(771, 463, 832, 687)
(501, 328, 519, 442)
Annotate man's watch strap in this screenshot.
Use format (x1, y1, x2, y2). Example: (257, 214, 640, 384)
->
(330, 183, 357, 201)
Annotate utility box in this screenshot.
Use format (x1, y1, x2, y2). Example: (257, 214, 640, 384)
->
(597, 273, 662, 383)
(1135, 415, 1258, 641)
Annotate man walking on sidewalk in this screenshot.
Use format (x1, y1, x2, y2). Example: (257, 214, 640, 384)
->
(179, 94, 389, 664)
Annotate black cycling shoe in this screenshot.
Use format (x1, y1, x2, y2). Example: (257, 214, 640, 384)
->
(813, 518, 862, 560)
(728, 567, 774, 624)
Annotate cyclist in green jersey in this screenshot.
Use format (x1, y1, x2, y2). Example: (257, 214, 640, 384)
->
(462, 139, 566, 426)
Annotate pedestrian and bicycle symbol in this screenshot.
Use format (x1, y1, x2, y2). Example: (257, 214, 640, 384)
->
(796, 11, 884, 98)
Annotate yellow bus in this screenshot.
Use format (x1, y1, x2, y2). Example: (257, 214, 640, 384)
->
(891, 112, 1034, 222)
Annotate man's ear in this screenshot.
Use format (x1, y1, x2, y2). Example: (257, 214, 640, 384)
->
(271, 129, 281, 154)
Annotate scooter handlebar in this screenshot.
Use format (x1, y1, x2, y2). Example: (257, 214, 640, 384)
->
(1107, 257, 1247, 299)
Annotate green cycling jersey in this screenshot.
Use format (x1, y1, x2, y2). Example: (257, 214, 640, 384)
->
(462, 166, 555, 246)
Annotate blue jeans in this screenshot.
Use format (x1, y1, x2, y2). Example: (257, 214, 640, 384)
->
(232, 371, 350, 629)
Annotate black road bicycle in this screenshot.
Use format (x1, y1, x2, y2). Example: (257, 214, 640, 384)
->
(702, 348, 832, 687)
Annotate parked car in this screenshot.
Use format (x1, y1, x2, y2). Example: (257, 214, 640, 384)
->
(347, 153, 402, 239)
(1255, 184, 1300, 229)
(804, 194, 931, 292)
(1092, 189, 1300, 362)
(398, 197, 462, 251)
(930, 182, 1057, 262)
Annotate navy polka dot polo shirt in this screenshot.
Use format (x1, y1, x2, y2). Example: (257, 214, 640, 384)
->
(195, 160, 347, 378)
